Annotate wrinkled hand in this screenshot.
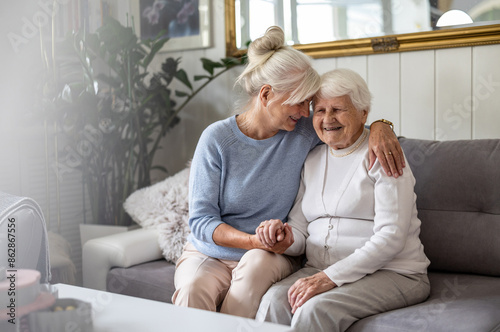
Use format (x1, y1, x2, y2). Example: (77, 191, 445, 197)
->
(288, 272, 336, 314)
(256, 219, 285, 248)
(368, 122, 405, 178)
(254, 220, 294, 254)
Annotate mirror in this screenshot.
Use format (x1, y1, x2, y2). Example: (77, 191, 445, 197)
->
(225, 0, 500, 58)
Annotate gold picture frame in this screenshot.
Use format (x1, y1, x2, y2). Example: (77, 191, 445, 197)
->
(225, 0, 500, 59)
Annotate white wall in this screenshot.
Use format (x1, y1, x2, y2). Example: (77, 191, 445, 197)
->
(1, 0, 499, 284)
(312, 46, 500, 141)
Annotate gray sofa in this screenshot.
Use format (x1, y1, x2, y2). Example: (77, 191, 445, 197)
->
(83, 137, 500, 332)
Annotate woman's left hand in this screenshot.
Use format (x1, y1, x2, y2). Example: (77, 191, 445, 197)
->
(368, 121, 405, 178)
(256, 219, 285, 248)
(288, 272, 337, 314)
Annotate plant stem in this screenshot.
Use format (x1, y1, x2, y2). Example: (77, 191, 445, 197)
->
(175, 67, 232, 118)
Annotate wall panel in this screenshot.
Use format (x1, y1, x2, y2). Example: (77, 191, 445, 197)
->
(472, 44, 500, 139)
(313, 58, 337, 75)
(338, 55, 368, 81)
(400, 50, 435, 140)
(435, 47, 473, 140)
(367, 53, 401, 135)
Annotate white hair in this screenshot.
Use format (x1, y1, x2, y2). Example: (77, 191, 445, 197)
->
(316, 68, 372, 113)
(235, 26, 320, 111)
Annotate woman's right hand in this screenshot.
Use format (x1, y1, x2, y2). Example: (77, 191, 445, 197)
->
(288, 272, 337, 314)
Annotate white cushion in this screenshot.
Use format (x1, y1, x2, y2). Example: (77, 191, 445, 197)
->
(123, 168, 190, 263)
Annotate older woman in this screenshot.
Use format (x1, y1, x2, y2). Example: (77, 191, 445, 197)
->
(256, 69, 430, 331)
(173, 27, 404, 319)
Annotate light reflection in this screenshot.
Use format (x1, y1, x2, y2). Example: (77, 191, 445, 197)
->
(436, 9, 474, 27)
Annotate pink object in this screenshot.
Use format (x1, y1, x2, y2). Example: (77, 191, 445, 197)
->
(0, 269, 56, 321)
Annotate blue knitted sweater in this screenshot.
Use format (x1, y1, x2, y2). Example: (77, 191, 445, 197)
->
(187, 115, 320, 261)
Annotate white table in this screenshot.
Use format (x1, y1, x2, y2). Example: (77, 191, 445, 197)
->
(55, 284, 292, 332)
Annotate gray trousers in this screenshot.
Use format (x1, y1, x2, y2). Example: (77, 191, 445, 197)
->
(256, 267, 430, 332)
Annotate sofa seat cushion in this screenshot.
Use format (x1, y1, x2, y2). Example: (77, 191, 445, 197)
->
(107, 259, 176, 303)
(347, 272, 500, 332)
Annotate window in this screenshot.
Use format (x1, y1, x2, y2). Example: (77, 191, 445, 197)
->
(235, 0, 431, 48)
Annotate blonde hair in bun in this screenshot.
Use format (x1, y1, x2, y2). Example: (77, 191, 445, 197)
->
(245, 26, 285, 69)
(235, 26, 320, 110)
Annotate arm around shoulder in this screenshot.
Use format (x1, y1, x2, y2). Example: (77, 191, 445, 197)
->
(368, 120, 405, 177)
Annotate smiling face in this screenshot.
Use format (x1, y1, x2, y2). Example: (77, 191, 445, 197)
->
(313, 95, 368, 150)
(265, 90, 312, 133)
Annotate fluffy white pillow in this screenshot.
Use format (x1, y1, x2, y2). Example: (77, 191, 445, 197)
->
(123, 167, 191, 263)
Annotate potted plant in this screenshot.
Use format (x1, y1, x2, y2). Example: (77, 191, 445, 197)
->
(39, 17, 244, 243)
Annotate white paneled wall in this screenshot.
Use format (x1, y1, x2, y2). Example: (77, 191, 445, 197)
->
(436, 48, 473, 140)
(338, 56, 368, 82)
(367, 53, 401, 133)
(473, 45, 500, 139)
(400, 50, 435, 140)
(1, 0, 499, 285)
(304, 45, 500, 142)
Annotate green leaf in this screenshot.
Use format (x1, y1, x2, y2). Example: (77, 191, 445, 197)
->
(201, 58, 225, 75)
(158, 90, 172, 114)
(221, 57, 240, 67)
(175, 69, 193, 90)
(85, 33, 100, 54)
(130, 49, 146, 65)
(153, 29, 168, 41)
(135, 72, 149, 82)
(142, 38, 152, 48)
(142, 37, 170, 68)
(175, 90, 190, 98)
(194, 75, 211, 81)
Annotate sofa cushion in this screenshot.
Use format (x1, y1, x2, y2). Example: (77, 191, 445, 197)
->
(107, 260, 176, 303)
(347, 272, 500, 332)
(399, 138, 500, 276)
(123, 167, 190, 264)
(400, 138, 500, 214)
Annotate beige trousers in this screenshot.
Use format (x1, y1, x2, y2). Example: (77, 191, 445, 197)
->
(172, 243, 296, 318)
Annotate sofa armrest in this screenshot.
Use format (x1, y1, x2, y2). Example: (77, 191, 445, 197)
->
(82, 228, 163, 290)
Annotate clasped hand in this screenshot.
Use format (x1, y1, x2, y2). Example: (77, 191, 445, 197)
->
(254, 219, 294, 254)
